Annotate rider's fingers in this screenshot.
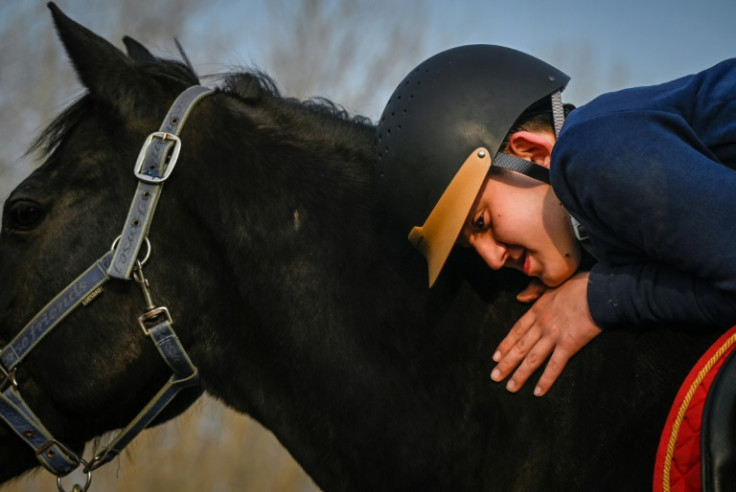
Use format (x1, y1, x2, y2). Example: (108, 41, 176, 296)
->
(504, 336, 555, 393)
(491, 322, 541, 382)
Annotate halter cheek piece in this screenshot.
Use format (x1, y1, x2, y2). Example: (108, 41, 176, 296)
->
(0, 85, 213, 489)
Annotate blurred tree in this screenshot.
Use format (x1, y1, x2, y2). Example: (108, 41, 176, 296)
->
(257, 0, 427, 116)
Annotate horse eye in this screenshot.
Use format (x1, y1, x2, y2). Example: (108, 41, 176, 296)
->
(7, 201, 45, 231)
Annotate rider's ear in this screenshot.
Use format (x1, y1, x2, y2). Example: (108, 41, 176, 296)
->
(48, 2, 160, 119)
(507, 131, 555, 169)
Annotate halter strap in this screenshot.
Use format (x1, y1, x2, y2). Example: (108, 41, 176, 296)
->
(0, 252, 113, 372)
(108, 85, 213, 280)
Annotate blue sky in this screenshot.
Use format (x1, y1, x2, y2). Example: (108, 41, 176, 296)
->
(441, 0, 736, 105)
(186, 0, 736, 117)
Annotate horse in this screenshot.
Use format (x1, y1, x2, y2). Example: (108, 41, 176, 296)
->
(0, 4, 727, 491)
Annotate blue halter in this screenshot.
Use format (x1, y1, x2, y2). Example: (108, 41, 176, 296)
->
(0, 85, 212, 489)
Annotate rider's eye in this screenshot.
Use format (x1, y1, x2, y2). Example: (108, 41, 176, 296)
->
(7, 201, 45, 231)
(474, 213, 486, 230)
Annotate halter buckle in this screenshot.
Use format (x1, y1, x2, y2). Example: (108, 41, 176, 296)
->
(36, 439, 81, 474)
(133, 132, 181, 184)
(138, 307, 173, 336)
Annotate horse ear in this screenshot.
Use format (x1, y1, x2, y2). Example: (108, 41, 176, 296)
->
(48, 2, 154, 115)
(123, 36, 157, 64)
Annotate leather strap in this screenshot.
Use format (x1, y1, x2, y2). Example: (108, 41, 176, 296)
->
(0, 252, 113, 371)
(0, 386, 81, 474)
(85, 319, 199, 471)
(108, 86, 213, 279)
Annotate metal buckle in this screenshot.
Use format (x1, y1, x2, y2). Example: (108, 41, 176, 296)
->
(138, 307, 173, 336)
(570, 215, 589, 242)
(110, 236, 152, 266)
(133, 132, 181, 184)
(36, 439, 81, 474)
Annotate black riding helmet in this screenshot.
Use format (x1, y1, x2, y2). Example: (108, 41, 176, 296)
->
(376, 44, 569, 286)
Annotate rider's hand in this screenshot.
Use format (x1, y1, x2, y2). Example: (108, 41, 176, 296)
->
(491, 272, 601, 396)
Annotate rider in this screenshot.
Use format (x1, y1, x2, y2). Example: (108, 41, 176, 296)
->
(376, 45, 736, 396)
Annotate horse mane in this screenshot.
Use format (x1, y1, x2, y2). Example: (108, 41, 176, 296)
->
(221, 70, 372, 127)
(30, 53, 373, 164)
(29, 56, 200, 160)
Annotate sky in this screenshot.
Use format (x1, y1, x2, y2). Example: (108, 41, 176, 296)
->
(187, 0, 736, 116)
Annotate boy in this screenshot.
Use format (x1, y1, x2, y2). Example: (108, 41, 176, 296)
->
(376, 45, 736, 396)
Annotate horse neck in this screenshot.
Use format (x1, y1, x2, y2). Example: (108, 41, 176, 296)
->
(155, 91, 484, 488)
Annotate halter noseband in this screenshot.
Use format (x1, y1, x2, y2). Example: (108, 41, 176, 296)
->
(0, 85, 213, 489)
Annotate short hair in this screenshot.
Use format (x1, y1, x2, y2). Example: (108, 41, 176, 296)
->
(500, 99, 576, 152)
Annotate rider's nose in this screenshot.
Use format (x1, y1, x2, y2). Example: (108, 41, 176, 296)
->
(467, 234, 507, 270)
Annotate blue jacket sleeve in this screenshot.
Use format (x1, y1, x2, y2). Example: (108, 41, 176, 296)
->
(588, 262, 736, 328)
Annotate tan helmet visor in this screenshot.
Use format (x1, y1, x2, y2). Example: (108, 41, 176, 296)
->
(408, 147, 492, 287)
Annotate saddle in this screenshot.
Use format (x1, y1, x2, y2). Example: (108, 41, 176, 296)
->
(702, 345, 736, 492)
(653, 326, 736, 492)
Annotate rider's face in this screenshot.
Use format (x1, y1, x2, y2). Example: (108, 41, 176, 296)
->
(457, 145, 581, 287)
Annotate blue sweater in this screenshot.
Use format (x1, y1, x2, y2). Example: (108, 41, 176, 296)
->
(551, 58, 736, 329)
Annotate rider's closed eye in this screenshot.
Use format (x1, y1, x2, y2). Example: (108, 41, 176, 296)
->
(474, 213, 487, 230)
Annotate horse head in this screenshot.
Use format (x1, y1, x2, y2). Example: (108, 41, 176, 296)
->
(0, 3, 210, 481)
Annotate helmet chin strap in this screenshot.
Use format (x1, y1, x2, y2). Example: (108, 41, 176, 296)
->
(492, 152, 550, 183)
(492, 89, 567, 184)
(551, 90, 565, 138)
(493, 148, 592, 251)
(494, 91, 593, 251)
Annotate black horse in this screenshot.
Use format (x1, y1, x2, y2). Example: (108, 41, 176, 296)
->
(0, 4, 725, 491)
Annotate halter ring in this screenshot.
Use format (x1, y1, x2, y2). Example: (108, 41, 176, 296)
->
(110, 236, 152, 266)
